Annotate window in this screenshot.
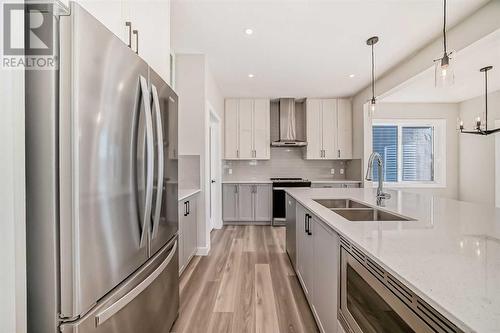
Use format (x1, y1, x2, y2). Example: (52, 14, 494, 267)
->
(371, 119, 446, 187)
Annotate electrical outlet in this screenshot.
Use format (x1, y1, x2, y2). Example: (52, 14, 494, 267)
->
(340, 168, 344, 175)
(228, 168, 232, 175)
(330, 168, 335, 175)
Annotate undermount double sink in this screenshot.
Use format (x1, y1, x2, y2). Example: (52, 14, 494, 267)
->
(313, 199, 414, 222)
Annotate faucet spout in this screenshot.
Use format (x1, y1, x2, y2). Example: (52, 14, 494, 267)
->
(365, 152, 391, 205)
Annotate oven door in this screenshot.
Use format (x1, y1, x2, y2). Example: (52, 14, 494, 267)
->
(339, 248, 434, 333)
(272, 187, 286, 224)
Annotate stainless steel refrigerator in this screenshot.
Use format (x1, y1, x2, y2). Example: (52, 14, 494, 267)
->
(26, 3, 179, 332)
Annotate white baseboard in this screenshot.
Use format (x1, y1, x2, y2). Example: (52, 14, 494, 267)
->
(196, 244, 211, 256)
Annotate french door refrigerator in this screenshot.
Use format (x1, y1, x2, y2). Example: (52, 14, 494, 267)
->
(26, 2, 179, 332)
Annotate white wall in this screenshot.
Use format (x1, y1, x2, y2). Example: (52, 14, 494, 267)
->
(352, 1, 500, 175)
(458, 90, 500, 204)
(176, 54, 224, 254)
(367, 103, 460, 199)
(0, 66, 26, 333)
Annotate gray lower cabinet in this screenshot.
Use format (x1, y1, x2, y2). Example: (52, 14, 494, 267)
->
(312, 217, 339, 333)
(295, 203, 339, 333)
(296, 205, 314, 299)
(254, 184, 272, 221)
(222, 184, 238, 221)
(238, 185, 254, 221)
(179, 194, 197, 274)
(285, 194, 297, 269)
(222, 183, 272, 223)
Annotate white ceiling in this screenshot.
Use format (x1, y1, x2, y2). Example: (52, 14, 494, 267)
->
(172, 0, 489, 98)
(381, 28, 500, 103)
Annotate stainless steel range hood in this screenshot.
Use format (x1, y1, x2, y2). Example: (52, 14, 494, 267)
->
(271, 98, 307, 147)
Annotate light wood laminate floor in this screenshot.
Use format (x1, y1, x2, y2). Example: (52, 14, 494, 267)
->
(171, 225, 319, 333)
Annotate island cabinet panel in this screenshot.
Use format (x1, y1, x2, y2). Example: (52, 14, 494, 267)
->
(294, 203, 340, 333)
(296, 204, 314, 300)
(312, 217, 339, 333)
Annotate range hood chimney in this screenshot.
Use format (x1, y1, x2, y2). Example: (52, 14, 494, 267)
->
(271, 98, 307, 147)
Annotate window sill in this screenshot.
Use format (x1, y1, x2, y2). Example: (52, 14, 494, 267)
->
(370, 182, 446, 189)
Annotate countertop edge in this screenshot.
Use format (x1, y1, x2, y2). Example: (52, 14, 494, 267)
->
(222, 180, 273, 184)
(222, 180, 362, 184)
(178, 189, 201, 201)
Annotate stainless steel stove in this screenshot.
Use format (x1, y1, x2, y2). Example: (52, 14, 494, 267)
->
(271, 178, 311, 225)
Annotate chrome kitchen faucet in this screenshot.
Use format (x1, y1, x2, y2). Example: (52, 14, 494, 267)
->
(365, 152, 391, 206)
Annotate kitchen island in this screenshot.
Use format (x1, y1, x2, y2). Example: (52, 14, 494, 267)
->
(285, 187, 500, 333)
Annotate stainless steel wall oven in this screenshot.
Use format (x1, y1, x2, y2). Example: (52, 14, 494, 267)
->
(338, 237, 463, 333)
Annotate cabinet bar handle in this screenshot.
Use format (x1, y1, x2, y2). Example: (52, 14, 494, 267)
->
(307, 215, 312, 236)
(125, 22, 132, 48)
(133, 29, 139, 54)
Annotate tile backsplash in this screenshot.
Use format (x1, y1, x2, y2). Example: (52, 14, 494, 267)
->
(223, 148, 361, 181)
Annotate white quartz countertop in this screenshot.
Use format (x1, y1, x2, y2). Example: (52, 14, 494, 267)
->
(222, 179, 361, 184)
(222, 180, 272, 184)
(178, 188, 201, 201)
(285, 187, 500, 333)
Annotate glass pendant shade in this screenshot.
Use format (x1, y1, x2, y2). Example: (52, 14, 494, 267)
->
(369, 98, 376, 116)
(434, 52, 454, 87)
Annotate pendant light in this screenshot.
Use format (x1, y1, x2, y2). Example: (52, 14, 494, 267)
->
(459, 66, 500, 135)
(366, 36, 379, 115)
(434, 0, 454, 87)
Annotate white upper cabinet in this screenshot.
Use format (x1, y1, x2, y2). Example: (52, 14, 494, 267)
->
(224, 98, 270, 160)
(76, 0, 128, 43)
(305, 98, 352, 160)
(305, 99, 322, 159)
(337, 99, 352, 159)
(224, 100, 239, 159)
(321, 99, 338, 159)
(76, 0, 171, 82)
(253, 99, 271, 159)
(238, 99, 254, 159)
(128, 1, 171, 82)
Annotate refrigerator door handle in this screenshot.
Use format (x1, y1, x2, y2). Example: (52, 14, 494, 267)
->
(95, 240, 178, 326)
(151, 85, 164, 240)
(139, 75, 154, 247)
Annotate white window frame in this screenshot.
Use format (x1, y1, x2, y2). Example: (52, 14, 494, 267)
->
(371, 119, 447, 188)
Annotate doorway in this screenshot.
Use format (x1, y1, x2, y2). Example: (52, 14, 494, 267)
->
(208, 106, 222, 230)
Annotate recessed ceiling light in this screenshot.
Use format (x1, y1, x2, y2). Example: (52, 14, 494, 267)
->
(349, 74, 355, 78)
(244, 28, 253, 35)
(248, 74, 255, 78)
